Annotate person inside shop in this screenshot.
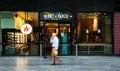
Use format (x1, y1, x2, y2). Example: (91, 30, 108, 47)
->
(50, 33, 62, 65)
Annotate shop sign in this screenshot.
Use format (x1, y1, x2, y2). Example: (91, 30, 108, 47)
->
(21, 23, 32, 35)
(40, 12, 73, 20)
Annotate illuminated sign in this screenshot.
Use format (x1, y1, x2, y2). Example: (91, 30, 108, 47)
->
(40, 12, 73, 20)
(21, 23, 32, 35)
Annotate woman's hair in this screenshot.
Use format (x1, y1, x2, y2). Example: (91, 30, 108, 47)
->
(52, 33, 56, 36)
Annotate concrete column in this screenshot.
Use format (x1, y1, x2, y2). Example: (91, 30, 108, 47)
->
(0, 16, 2, 55)
(105, 14, 112, 54)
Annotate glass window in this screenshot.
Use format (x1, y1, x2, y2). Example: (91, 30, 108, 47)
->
(0, 11, 38, 56)
(77, 12, 113, 55)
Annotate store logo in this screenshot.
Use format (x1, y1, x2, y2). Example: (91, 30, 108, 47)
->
(42, 12, 73, 20)
(21, 23, 32, 34)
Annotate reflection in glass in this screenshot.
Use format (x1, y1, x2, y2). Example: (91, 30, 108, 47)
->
(16, 57, 28, 71)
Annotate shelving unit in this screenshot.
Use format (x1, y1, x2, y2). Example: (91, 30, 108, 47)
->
(7, 32, 27, 44)
(5, 32, 28, 55)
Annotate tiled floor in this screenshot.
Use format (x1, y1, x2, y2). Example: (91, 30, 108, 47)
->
(0, 56, 120, 71)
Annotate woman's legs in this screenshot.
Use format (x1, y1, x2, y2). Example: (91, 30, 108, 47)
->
(51, 48, 61, 65)
(51, 48, 55, 65)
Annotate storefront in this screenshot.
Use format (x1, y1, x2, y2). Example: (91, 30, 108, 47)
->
(0, 11, 113, 56)
(0, 0, 117, 56)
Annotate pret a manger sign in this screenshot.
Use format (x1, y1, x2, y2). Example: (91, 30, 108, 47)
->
(21, 23, 32, 35)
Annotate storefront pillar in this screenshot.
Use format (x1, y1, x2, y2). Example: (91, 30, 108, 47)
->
(0, 17, 2, 55)
(0, 11, 15, 55)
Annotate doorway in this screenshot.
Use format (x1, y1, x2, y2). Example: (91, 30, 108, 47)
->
(40, 21, 72, 56)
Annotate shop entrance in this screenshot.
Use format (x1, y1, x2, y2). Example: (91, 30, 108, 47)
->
(41, 21, 73, 56)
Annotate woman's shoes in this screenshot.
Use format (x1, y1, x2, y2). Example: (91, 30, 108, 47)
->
(51, 62, 55, 65)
